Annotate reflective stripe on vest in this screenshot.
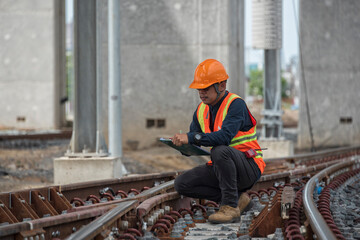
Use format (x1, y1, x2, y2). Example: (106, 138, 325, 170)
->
(197, 103, 209, 133)
(229, 127, 257, 146)
(196, 93, 266, 173)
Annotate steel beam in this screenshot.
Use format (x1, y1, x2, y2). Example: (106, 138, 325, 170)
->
(71, 0, 97, 152)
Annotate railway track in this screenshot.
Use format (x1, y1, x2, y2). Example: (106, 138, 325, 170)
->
(0, 130, 71, 141)
(0, 146, 359, 240)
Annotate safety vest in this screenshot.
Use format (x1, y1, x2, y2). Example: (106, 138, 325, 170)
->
(196, 93, 266, 173)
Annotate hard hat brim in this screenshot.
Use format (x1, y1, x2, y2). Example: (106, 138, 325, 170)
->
(189, 77, 228, 89)
(189, 81, 215, 89)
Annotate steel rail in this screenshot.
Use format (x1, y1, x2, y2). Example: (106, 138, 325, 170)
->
(0, 130, 72, 140)
(0, 205, 112, 238)
(60, 171, 179, 200)
(264, 145, 360, 164)
(67, 180, 176, 239)
(137, 191, 181, 219)
(254, 159, 344, 191)
(0, 179, 175, 239)
(1, 146, 360, 239)
(67, 200, 138, 240)
(303, 156, 359, 240)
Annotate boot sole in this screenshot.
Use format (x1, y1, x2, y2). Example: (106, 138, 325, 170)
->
(208, 216, 240, 224)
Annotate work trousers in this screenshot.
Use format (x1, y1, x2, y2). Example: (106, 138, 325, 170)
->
(174, 145, 261, 208)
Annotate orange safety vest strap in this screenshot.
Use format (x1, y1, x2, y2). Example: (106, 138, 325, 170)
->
(214, 93, 238, 128)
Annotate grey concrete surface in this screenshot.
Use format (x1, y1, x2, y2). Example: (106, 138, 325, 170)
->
(298, 0, 360, 150)
(118, 0, 246, 148)
(0, 0, 65, 129)
(54, 156, 123, 184)
(258, 139, 294, 159)
(1, 0, 244, 150)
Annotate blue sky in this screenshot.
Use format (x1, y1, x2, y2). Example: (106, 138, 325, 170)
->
(65, 0, 73, 23)
(66, 0, 299, 66)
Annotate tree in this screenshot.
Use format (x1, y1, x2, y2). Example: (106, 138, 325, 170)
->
(248, 69, 289, 98)
(248, 69, 263, 97)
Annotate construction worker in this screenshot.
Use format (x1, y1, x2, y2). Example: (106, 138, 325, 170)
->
(172, 59, 265, 224)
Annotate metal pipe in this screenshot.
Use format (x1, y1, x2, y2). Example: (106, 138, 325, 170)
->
(108, 0, 122, 158)
(96, 0, 108, 154)
(72, 0, 97, 152)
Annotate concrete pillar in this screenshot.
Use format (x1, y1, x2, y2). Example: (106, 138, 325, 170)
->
(54, 1, 67, 128)
(71, 0, 97, 153)
(228, 0, 245, 97)
(55, 1, 126, 184)
(298, 0, 360, 150)
(0, 1, 65, 129)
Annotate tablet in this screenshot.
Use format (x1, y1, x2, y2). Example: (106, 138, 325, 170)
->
(159, 138, 210, 156)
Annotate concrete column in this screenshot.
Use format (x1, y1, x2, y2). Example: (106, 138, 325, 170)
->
(54, 0, 67, 128)
(261, 49, 283, 138)
(55, 1, 123, 184)
(228, 0, 245, 97)
(71, 0, 97, 152)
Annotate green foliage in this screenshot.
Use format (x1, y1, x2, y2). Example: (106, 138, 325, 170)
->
(248, 69, 289, 98)
(281, 76, 288, 98)
(248, 69, 263, 97)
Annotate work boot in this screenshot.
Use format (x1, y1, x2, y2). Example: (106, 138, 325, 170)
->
(238, 193, 252, 213)
(208, 205, 240, 224)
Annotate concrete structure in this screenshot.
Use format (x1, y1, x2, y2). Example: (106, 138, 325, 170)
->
(258, 139, 294, 159)
(0, 1, 66, 129)
(118, 0, 246, 149)
(0, 0, 246, 152)
(298, 1, 360, 150)
(54, 0, 246, 184)
(54, 156, 122, 185)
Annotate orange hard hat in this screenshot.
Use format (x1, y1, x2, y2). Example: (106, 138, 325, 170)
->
(189, 59, 229, 89)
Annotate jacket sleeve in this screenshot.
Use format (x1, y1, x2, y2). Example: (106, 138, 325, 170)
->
(187, 109, 202, 144)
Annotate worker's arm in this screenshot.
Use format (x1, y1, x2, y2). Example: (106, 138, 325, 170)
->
(186, 110, 202, 145)
(188, 98, 253, 147)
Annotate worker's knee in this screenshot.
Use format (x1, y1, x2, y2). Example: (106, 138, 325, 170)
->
(174, 175, 186, 195)
(211, 145, 231, 163)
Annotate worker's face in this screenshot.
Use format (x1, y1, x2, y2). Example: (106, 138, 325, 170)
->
(197, 82, 225, 106)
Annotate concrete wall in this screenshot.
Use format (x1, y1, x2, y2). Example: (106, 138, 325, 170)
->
(0, 0, 65, 129)
(0, 0, 245, 150)
(298, 1, 360, 150)
(119, 0, 245, 149)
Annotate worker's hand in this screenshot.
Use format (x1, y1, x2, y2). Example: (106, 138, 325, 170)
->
(172, 133, 188, 146)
